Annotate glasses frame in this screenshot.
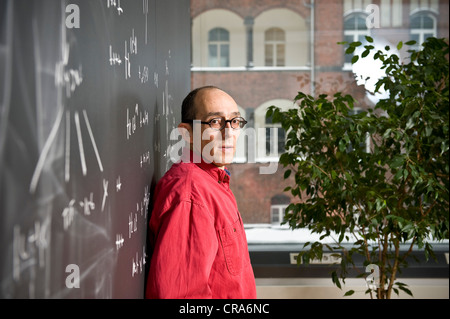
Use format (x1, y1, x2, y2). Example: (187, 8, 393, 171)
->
(183, 116, 248, 131)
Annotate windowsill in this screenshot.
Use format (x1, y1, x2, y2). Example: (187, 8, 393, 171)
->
(231, 157, 281, 164)
(191, 66, 311, 72)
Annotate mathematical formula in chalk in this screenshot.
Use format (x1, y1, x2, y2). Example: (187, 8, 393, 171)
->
(126, 104, 149, 140)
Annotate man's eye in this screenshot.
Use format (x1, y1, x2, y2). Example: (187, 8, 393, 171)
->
(210, 119, 222, 125)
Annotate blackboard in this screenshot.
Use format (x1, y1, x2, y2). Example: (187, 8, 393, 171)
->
(0, 0, 190, 298)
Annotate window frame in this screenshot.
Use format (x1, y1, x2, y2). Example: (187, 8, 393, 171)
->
(264, 27, 286, 67)
(208, 27, 230, 67)
(343, 11, 370, 70)
(410, 11, 437, 50)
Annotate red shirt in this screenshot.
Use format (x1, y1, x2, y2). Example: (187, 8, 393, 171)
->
(145, 150, 257, 299)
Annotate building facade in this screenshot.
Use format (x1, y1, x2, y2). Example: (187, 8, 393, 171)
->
(190, 0, 449, 224)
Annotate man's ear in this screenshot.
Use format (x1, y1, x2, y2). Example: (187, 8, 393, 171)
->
(178, 123, 192, 144)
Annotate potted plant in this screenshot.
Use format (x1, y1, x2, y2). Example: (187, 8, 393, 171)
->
(267, 37, 449, 299)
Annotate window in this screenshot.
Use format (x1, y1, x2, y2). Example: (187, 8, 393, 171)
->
(254, 100, 292, 162)
(208, 28, 230, 67)
(343, 13, 370, 65)
(265, 115, 285, 156)
(264, 28, 285, 67)
(270, 194, 290, 226)
(410, 12, 436, 49)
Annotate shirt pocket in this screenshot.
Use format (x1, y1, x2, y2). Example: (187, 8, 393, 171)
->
(218, 215, 249, 276)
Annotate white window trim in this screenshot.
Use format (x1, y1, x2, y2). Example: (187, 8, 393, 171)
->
(270, 204, 290, 227)
(254, 100, 295, 163)
(410, 12, 437, 48)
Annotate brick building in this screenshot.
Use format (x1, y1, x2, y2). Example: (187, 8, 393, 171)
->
(189, 0, 449, 224)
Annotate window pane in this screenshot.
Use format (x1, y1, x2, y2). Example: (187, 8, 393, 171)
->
(410, 33, 420, 43)
(220, 44, 229, 67)
(265, 127, 272, 155)
(410, 16, 421, 28)
(278, 129, 285, 153)
(208, 44, 218, 66)
(209, 27, 229, 41)
(274, 28, 285, 41)
(265, 28, 275, 41)
(344, 16, 355, 30)
(271, 207, 280, 223)
(265, 44, 273, 66)
(357, 16, 367, 30)
(422, 16, 434, 29)
(208, 29, 218, 41)
(276, 44, 285, 66)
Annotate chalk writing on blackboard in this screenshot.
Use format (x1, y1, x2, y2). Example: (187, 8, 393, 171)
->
(127, 104, 149, 140)
(115, 234, 124, 250)
(139, 65, 149, 84)
(153, 72, 159, 88)
(13, 217, 50, 294)
(62, 199, 76, 230)
(73, 110, 104, 177)
(129, 213, 137, 239)
(29, 105, 64, 193)
(107, 0, 123, 15)
(101, 179, 109, 212)
(140, 150, 150, 167)
(30, 108, 104, 193)
(124, 29, 138, 80)
(80, 193, 95, 216)
(143, 0, 149, 44)
(2, 0, 190, 299)
(116, 176, 122, 192)
(131, 245, 146, 277)
(55, 38, 83, 98)
(109, 45, 122, 66)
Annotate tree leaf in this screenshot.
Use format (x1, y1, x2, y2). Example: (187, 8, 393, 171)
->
(344, 290, 355, 296)
(351, 55, 359, 64)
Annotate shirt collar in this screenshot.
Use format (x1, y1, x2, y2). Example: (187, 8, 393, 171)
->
(181, 148, 231, 186)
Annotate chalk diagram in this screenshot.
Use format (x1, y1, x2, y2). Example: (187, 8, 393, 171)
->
(6, 0, 159, 298)
(29, 21, 102, 194)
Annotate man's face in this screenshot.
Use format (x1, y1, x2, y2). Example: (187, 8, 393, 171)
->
(184, 88, 241, 169)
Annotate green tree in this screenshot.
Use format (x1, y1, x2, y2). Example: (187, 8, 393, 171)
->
(267, 37, 449, 299)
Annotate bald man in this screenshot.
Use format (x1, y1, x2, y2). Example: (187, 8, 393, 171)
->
(145, 86, 256, 299)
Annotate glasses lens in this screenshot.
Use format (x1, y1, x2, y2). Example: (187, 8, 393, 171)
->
(231, 118, 241, 129)
(231, 117, 246, 129)
(209, 118, 223, 129)
(207, 117, 247, 130)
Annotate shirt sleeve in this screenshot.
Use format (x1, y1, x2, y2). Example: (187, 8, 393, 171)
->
(146, 199, 218, 299)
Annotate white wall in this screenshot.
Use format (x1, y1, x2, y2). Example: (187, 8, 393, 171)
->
(256, 278, 449, 299)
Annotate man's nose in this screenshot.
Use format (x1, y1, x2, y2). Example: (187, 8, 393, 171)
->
(222, 122, 233, 138)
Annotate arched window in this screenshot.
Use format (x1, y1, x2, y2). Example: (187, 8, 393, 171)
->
(208, 27, 230, 67)
(265, 114, 286, 156)
(265, 27, 285, 67)
(343, 13, 369, 65)
(410, 12, 436, 48)
(254, 99, 293, 162)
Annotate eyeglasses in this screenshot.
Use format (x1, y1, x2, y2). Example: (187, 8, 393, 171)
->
(183, 117, 248, 131)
